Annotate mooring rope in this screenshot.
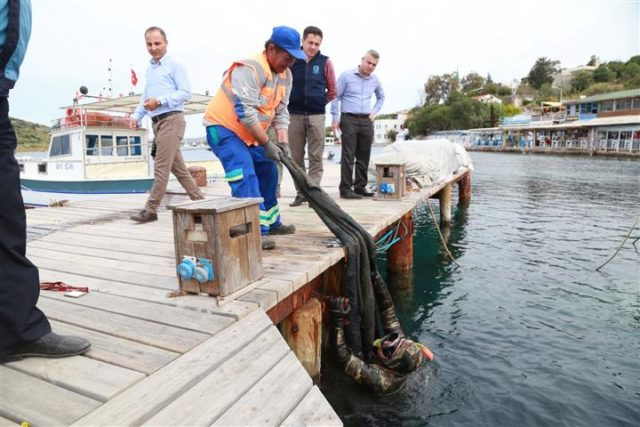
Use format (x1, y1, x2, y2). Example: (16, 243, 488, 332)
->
(426, 199, 460, 266)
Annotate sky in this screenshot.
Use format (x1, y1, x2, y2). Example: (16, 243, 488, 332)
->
(10, 0, 640, 137)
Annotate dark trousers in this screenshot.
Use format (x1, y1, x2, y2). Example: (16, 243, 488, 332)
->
(339, 114, 373, 193)
(0, 96, 50, 351)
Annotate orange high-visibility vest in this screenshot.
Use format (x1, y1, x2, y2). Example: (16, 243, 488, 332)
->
(204, 52, 291, 146)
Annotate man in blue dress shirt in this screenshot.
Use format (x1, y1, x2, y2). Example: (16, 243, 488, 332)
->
(129, 26, 203, 223)
(331, 50, 385, 199)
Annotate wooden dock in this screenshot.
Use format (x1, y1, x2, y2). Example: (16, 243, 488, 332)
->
(1, 162, 470, 426)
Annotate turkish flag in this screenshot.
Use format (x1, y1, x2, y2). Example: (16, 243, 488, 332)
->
(131, 68, 138, 87)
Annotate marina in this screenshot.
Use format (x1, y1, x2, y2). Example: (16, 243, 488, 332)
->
(1, 161, 471, 426)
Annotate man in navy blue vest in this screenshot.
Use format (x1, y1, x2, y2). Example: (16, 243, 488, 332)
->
(287, 26, 336, 207)
(1, 0, 90, 362)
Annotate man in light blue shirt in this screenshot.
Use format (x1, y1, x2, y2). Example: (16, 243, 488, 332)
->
(129, 26, 203, 223)
(331, 49, 385, 199)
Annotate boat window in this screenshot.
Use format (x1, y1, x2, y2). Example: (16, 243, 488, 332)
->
(86, 134, 99, 156)
(632, 98, 640, 109)
(130, 136, 142, 156)
(50, 134, 71, 157)
(38, 163, 47, 174)
(101, 135, 113, 156)
(116, 136, 129, 156)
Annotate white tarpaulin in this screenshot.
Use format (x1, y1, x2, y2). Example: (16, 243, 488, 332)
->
(369, 138, 474, 187)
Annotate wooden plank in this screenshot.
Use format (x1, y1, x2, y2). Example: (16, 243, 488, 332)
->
(143, 327, 289, 426)
(34, 232, 175, 257)
(37, 269, 258, 320)
(5, 355, 145, 402)
(0, 416, 19, 427)
(37, 298, 208, 353)
(71, 310, 272, 426)
(213, 351, 312, 426)
(281, 386, 342, 426)
(50, 320, 178, 375)
(27, 246, 177, 278)
(40, 291, 234, 336)
(30, 255, 179, 290)
(0, 367, 100, 426)
(238, 288, 279, 310)
(30, 239, 175, 266)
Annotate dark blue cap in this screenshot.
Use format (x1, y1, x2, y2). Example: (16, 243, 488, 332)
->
(270, 26, 306, 60)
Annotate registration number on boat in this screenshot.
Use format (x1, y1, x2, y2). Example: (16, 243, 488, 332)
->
(55, 162, 74, 170)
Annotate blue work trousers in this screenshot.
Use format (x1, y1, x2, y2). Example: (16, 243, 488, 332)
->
(206, 125, 281, 235)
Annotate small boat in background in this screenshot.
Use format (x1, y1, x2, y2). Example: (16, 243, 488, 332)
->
(19, 89, 216, 206)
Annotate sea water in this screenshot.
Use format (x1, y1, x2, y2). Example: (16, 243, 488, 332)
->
(321, 152, 639, 427)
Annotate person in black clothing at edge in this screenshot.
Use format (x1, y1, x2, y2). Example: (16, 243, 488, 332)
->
(0, 0, 90, 363)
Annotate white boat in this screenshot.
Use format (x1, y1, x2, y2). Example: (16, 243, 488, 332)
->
(19, 92, 216, 207)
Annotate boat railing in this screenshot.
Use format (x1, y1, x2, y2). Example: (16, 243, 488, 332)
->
(52, 109, 133, 131)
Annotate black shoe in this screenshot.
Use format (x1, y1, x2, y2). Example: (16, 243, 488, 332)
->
(262, 237, 276, 250)
(269, 223, 296, 235)
(3, 332, 90, 362)
(354, 188, 375, 197)
(340, 190, 363, 199)
(289, 195, 306, 207)
(131, 209, 158, 223)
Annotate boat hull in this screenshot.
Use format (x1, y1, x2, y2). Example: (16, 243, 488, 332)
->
(20, 177, 154, 194)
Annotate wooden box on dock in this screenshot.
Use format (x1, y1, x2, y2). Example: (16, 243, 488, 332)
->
(374, 162, 406, 201)
(168, 197, 263, 296)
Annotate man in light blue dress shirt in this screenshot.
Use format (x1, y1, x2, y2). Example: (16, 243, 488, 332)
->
(331, 50, 385, 199)
(129, 26, 203, 223)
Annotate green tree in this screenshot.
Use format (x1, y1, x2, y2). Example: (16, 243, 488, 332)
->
(587, 55, 599, 66)
(593, 64, 615, 82)
(626, 55, 640, 66)
(386, 129, 398, 142)
(423, 73, 460, 105)
(461, 72, 485, 94)
(622, 62, 640, 80)
(608, 61, 625, 79)
(525, 57, 561, 89)
(571, 70, 594, 92)
(536, 82, 556, 102)
(447, 92, 487, 129)
(502, 104, 522, 117)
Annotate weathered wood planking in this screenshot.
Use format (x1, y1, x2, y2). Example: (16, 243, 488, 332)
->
(40, 291, 234, 335)
(0, 367, 101, 426)
(142, 327, 289, 426)
(212, 351, 313, 426)
(5, 355, 145, 402)
(36, 268, 257, 320)
(37, 298, 209, 353)
(71, 310, 271, 426)
(49, 320, 179, 375)
(281, 386, 342, 426)
(0, 415, 19, 427)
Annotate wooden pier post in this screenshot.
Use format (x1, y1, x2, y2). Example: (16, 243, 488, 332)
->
(280, 297, 322, 380)
(439, 183, 452, 225)
(387, 211, 414, 274)
(458, 172, 472, 206)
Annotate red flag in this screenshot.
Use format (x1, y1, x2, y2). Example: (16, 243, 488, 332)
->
(131, 68, 138, 87)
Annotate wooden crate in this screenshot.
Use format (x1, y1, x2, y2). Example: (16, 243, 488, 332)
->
(374, 163, 406, 201)
(168, 197, 263, 296)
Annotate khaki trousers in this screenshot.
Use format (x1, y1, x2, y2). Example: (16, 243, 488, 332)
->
(288, 114, 326, 195)
(144, 113, 203, 213)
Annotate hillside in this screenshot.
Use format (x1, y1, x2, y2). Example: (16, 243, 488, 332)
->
(11, 117, 50, 152)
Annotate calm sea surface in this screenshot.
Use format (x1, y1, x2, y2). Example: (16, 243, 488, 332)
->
(320, 152, 640, 427)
